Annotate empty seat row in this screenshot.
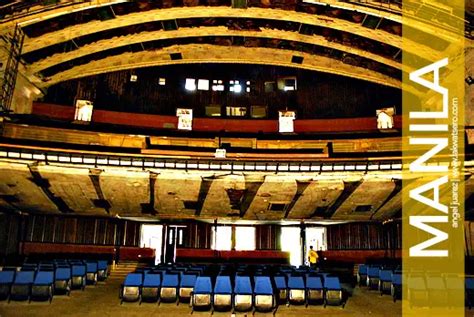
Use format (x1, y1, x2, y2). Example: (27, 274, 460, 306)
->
(0, 260, 110, 303)
(0, 270, 54, 303)
(120, 271, 345, 312)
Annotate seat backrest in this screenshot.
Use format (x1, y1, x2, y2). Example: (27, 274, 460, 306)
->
(97, 260, 108, 270)
(324, 276, 341, 290)
(306, 276, 323, 289)
(86, 262, 98, 272)
(162, 273, 179, 287)
(55, 267, 71, 280)
(0, 271, 15, 284)
(72, 264, 86, 275)
(234, 276, 252, 295)
(379, 270, 392, 282)
(14, 271, 35, 284)
(368, 266, 380, 277)
(407, 276, 426, 290)
(180, 274, 197, 288)
(254, 276, 273, 295)
(466, 277, 474, 290)
(34, 271, 54, 285)
(194, 276, 212, 294)
(124, 273, 143, 287)
(358, 264, 368, 275)
(288, 276, 305, 290)
(143, 273, 161, 287)
(391, 273, 402, 285)
(214, 276, 232, 294)
(426, 276, 445, 290)
(273, 276, 287, 289)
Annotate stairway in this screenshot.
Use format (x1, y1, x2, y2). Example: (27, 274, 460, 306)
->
(107, 261, 147, 282)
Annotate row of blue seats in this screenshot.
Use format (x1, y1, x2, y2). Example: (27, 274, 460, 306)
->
(357, 265, 474, 308)
(0, 260, 109, 303)
(357, 265, 402, 301)
(120, 271, 345, 312)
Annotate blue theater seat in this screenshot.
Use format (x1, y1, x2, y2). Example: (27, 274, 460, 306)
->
(85, 261, 98, 285)
(234, 276, 253, 312)
(97, 260, 108, 281)
(357, 264, 368, 286)
(367, 267, 380, 290)
(213, 276, 233, 311)
(120, 273, 143, 304)
(0, 271, 15, 301)
(288, 276, 306, 305)
(10, 271, 35, 302)
(391, 272, 402, 302)
(160, 273, 179, 303)
(71, 263, 86, 290)
(141, 273, 161, 303)
(191, 276, 213, 312)
(443, 274, 463, 308)
(378, 270, 392, 295)
(54, 266, 71, 295)
(466, 277, 474, 309)
(179, 273, 197, 303)
(21, 264, 37, 272)
(31, 271, 54, 302)
(407, 275, 428, 308)
(426, 275, 448, 307)
(273, 275, 288, 305)
(306, 276, 323, 306)
(254, 276, 275, 312)
(323, 276, 343, 307)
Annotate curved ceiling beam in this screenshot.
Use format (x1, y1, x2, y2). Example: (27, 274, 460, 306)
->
(34, 44, 403, 90)
(7, 0, 465, 45)
(27, 26, 403, 74)
(21, 7, 439, 61)
(302, 0, 464, 43)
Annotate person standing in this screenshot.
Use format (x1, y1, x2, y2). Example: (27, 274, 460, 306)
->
(308, 245, 318, 269)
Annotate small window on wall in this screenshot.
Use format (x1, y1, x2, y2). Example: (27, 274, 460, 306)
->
(185, 78, 196, 91)
(211, 226, 232, 251)
(159, 78, 166, 86)
(212, 80, 225, 91)
(250, 105, 267, 118)
(246, 81, 251, 93)
(235, 227, 256, 250)
(229, 80, 242, 93)
(198, 79, 210, 91)
(277, 77, 297, 91)
(226, 106, 247, 117)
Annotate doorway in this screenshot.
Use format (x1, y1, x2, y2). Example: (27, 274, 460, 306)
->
(164, 226, 186, 263)
(305, 227, 327, 265)
(280, 227, 303, 266)
(140, 224, 163, 265)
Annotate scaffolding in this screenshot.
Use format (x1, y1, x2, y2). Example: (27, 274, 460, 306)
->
(0, 24, 24, 114)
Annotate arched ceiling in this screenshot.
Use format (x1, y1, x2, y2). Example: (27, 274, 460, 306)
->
(37, 44, 401, 88)
(1, 0, 470, 91)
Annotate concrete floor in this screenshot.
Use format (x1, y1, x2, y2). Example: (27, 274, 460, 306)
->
(0, 277, 404, 317)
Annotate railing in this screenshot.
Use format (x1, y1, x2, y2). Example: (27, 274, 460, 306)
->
(0, 144, 404, 173)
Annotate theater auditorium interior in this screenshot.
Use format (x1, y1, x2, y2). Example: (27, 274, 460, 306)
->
(0, 0, 473, 316)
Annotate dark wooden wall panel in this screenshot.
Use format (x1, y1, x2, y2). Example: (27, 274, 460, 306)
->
(21, 214, 140, 247)
(187, 222, 212, 249)
(0, 212, 21, 264)
(327, 222, 401, 251)
(256, 225, 279, 250)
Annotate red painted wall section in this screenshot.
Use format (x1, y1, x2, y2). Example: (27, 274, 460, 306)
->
(32, 102, 402, 134)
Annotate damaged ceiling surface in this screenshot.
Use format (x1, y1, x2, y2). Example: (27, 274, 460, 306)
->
(0, 159, 472, 221)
